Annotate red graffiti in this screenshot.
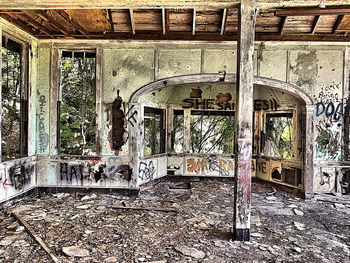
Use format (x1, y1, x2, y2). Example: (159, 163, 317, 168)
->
(3, 179, 12, 189)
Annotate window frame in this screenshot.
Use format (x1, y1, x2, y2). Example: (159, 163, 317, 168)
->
(260, 108, 298, 161)
(55, 47, 101, 157)
(0, 32, 29, 162)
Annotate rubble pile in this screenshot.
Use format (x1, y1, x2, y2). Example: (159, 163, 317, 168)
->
(0, 178, 349, 262)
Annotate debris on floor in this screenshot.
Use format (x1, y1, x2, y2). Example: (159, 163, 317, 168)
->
(0, 178, 349, 262)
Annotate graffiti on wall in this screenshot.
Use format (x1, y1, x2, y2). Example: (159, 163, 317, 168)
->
(314, 82, 344, 160)
(315, 120, 340, 160)
(7, 163, 35, 190)
(186, 158, 234, 176)
(138, 161, 155, 182)
(60, 160, 132, 186)
(316, 101, 348, 122)
(37, 94, 49, 153)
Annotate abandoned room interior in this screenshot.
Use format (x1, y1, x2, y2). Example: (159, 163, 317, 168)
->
(0, 0, 349, 262)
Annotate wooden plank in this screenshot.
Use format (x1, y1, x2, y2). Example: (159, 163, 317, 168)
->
(33, 31, 350, 41)
(13, 11, 55, 38)
(34, 10, 70, 35)
(2, 0, 350, 10)
(221, 8, 228, 35)
(165, 9, 170, 32)
(333, 15, 345, 34)
(234, 2, 257, 241)
(192, 9, 196, 35)
(108, 9, 114, 32)
(12, 212, 61, 263)
(276, 7, 350, 17)
(0, 13, 38, 36)
(162, 8, 166, 34)
(311, 15, 321, 34)
(129, 9, 136, 34)
(54, 10, 90, 38)
(279, 16, 288, 35)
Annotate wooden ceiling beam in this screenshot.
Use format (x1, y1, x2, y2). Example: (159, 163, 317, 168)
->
(54, 10, 90, 38)
(279, 16, 288, 35)
(107, 9, 114, 32)
(34, 10, 70, 35)
(311, 15, 321, 34)
(0, 13, 37, 36)
(129, 9, 136, 34)
(220, 8, 228, 35)
(33, 31, 350, 42)
(13, 11, 55, 38)
(192, 9, 196, 35)
(333, 15, 345, 34)
(3, 1, 350, 10)
(161, 8, 166, 34)
(276, 7, 350, 17)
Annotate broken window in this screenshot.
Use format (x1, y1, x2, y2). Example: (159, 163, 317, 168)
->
(263, 112, 293, 159)
(1, 36, 28, 161)
(171, 110, 184, 153)
(144, 107, 166, 156)
(59, 51, 96, 155)
(190, 110, 234, 154)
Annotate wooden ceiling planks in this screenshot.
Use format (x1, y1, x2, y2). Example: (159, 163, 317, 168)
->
(1, 7, 350, 40)
(64, 9, 110, 33)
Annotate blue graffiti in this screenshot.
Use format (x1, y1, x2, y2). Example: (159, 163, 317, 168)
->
(316, 101, 348, 122)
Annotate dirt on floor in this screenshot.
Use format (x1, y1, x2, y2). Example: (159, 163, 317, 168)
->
(0, 178, 349, 263)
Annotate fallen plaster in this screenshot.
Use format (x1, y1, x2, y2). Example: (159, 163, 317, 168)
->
(0, 178, 349, 262)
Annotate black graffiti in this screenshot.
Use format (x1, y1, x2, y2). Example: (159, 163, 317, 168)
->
(105, 164, 132, 181)
(316, 101, 348, 122)
(182, 98, 279, 111)
(60, 163, 84, 183)
(254, 99, 279, 111)
(127, 105, 138, 127)
(8, 163, 35, 190)
(138, 161, 155, 181)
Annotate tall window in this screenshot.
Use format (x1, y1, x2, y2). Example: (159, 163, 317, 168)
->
(144, 107, 166, 156)
(262, 112, 293, 159)
(190, 110, 235, 154)
(59, 51, 96, 155)
(1, 36, 28, 161)
(171, 110, 184, 153)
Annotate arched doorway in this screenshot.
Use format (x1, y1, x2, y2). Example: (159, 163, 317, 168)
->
(129, 74, 314, 196)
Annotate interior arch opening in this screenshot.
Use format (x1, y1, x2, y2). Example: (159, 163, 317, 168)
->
(136, 79, 308, 190)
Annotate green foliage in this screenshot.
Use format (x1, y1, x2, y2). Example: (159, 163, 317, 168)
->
(1, 47, 21, 161)
(190, 113, 235, 154)
(59, 56, 96, 155)
(265, 114, 293, 159)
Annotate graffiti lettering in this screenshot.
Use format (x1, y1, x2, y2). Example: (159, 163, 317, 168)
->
(38, 94, 49, 153)
(8, 163, 35, 190)
(315, 101, 347, 122)
(219, 159, 234, 176)
(138, 161, 155, 181)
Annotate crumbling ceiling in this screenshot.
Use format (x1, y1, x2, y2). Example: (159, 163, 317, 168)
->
(2, 6, 350, 41)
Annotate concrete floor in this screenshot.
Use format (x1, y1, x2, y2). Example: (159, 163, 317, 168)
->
(0, 178, 349, 263)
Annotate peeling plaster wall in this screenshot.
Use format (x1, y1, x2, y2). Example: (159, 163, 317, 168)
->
(28, 38, 350, 194)
(0, 18, 38, 202)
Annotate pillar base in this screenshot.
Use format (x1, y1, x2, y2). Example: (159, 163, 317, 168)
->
(234, 228, 250, 241)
